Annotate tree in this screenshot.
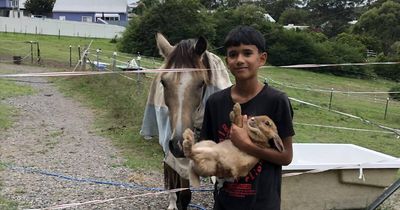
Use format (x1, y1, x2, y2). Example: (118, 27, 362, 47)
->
(138, 0, 160, 9)
(305, 0, 366, 37)
(258, 0, 301, 21)
(278, 8, 310, 25)
(119, 0, 215, 56)
(24, 0, 55, 17)
(200, 0, 221, 9)
(353, 1, 400, 55)
(368, 0, 400, 8)
(212, 4, 275, 52)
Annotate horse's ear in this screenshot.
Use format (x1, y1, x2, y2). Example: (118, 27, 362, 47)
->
(156, 33, 174, 58)
(194, 36, 207, 56)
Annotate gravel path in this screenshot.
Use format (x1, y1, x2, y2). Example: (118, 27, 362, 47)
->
(0, 64, 213, 210)
(0, 63, 398, 210)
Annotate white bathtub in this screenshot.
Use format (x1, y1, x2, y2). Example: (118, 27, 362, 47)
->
(282, 143, 400, 210)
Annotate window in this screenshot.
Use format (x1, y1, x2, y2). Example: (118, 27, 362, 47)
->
(10, 0, 18, 7)
(94, 13, 120, 22)
(82, 16, 92, 22)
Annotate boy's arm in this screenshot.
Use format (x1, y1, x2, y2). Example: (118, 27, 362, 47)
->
(230, 115, 293, 166)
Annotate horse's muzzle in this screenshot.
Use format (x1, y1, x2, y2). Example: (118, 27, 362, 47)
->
(169, 139, 186, 158)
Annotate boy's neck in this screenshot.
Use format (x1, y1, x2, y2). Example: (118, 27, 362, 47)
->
(231, 79, 264, 104)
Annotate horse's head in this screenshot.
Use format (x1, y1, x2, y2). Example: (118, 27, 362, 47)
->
(156, 33, 211, 158)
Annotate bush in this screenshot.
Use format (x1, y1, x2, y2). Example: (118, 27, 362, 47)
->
(268, 30, 324, 66)
(389, 85, 400, 101)
(373, 54, 400, 82)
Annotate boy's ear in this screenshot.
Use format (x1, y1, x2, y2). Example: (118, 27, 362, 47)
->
(259, 52, 267, 66)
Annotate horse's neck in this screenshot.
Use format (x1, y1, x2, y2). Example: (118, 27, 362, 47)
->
(205, 51, 232, 88)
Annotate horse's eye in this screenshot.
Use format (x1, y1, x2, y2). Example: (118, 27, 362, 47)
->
(160, 80, 166, 88)
(198, 81, 205, 88)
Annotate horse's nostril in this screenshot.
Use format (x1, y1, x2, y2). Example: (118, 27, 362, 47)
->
(169, 140, 185, 158)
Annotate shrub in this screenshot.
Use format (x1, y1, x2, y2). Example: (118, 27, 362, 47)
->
(389, 85, 400, 101)
(373, 54, 400, 82)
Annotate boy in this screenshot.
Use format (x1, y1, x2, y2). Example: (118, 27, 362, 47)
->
(200, 26, 295, 210)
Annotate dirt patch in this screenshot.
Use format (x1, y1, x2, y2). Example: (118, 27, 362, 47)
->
(0, 63, 213, 209)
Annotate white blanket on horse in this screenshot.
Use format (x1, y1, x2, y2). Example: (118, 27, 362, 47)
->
(140, 52, 231, 178)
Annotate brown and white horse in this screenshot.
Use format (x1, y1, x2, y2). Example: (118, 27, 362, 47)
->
(141, 33, 231, 210)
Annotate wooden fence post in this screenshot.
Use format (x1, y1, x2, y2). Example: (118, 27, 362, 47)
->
(112, 52, 117, 71)
(30, 41, 33, 63)
(329, 88, 334, 110)
(36, 42, 40, 63)
(384, 98, 389, 120)
(69, 45, 72, 67)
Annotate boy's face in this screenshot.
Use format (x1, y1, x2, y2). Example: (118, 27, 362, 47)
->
(225, 44, 267, 81)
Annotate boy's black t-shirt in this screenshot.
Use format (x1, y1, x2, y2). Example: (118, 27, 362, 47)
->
(200, 84, 295, 210)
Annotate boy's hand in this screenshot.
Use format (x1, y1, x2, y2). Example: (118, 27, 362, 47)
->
(230, 115, 252, 152)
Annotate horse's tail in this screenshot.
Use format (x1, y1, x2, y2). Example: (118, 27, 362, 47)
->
(182, 128, 194, 157)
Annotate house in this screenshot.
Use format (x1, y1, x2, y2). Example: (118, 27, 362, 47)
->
(283, 24, 309, 30)
(264, 13, 276, 23)
(0, 0, 25, 17)
(52, 0, 128, 26)
(127, 0, 139, 12)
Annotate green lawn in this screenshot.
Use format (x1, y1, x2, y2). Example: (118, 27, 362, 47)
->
(0, 32, 162, 69)
(1, 32, 399, 172)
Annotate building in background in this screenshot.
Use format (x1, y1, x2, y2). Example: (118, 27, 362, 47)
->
(52, 0, 128, 26)
(0, 0, 26, 17)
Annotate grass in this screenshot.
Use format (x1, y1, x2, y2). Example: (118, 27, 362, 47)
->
(1, 32, 399, 171)
(0, 79, 34, 130)
(0, 194, 18, 210)
(0, 155, 18, 209)
(259, 68, 400, 157)
(0, 77, 33, 209)
(0, 32, 163, 69)
(53, 74, 164, 171)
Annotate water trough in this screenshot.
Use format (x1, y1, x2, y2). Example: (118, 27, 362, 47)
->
(282, 143, 400, 210)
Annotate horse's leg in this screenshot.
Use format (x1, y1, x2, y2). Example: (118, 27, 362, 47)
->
(165, 163, 178, 210)
(177, 176, 191, 210)
(164, 163, 192, 210)
(168, 192, 178, 210)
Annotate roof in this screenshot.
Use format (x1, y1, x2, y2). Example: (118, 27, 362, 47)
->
(264, 13, 276, 23)
(283, 24, 309, 30)
(53, 0, 127, 13)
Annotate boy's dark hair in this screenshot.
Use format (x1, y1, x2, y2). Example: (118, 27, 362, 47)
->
(224, 25, 266, 52)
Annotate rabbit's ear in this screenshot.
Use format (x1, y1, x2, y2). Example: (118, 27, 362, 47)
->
(272, 135, 285, 153)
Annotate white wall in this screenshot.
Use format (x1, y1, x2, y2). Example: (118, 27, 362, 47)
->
(0, 16, 125, 39)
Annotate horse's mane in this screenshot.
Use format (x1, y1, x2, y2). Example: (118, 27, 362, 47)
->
(163, 38, 212, 83)
(165, 39, 203, 69)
